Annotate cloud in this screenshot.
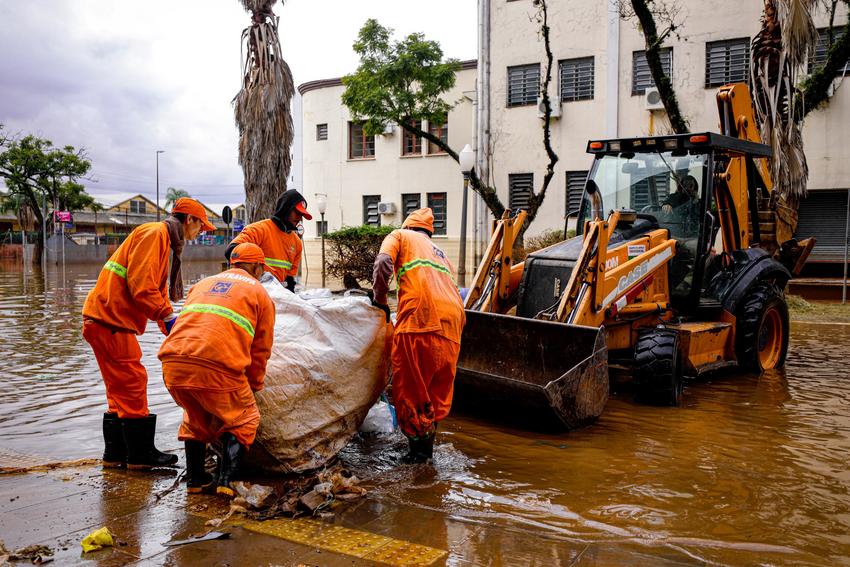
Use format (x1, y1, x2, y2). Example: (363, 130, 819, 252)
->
(0, 1, 476, 207)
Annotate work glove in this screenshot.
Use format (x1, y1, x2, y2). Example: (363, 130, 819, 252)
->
(371, 301, 391, 323)
(285, 275, 297, 293)
(162, 313, 178, 335)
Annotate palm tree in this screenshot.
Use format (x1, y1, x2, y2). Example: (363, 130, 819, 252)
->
(165, 187, 190, 210)
(751, 0, 818, 219)
(234, 0, 295, 222)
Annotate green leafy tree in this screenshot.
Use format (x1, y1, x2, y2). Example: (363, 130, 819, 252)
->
(165, 186, 191, 210)
(0, 124, 93, 264)
(341, 19, 506, 219)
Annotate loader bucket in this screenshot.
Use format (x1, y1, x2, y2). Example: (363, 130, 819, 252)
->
(454, 310, 609, 432)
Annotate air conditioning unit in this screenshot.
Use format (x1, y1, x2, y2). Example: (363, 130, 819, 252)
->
(377, 202, 397, 215)
(537, 96, 562, 120)
(381, 123, 395, 135)
(644, 87, 665, 111)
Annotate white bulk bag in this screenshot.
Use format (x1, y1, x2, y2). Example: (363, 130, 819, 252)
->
(245, 282, 390, 473)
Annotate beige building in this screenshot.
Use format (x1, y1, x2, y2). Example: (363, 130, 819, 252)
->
(298, 61, 479, 281)
(482, 0, 849, 263)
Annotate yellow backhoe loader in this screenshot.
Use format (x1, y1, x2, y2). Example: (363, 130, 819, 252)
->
(455, 84, 815, 431)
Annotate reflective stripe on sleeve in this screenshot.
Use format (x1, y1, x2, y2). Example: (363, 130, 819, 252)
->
(264, 257, 292, 270)
(103, 260, 127, 278)
(180, 303, 255, 337)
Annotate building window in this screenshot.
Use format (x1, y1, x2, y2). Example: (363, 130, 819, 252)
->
(630, 173, 670, 211)
(316, 123, 328, 141)
(559, 57, 594, 101)
(349, 121, 375, 159)
(632, 48, 673, 95)
(427, 192, 447, 236)
(565, 171, 588, 215)
(402, 193, 421, 217)
(363, 195, 381, 226)
(427, 121, 448, 154)
(507, 64, 540, 107)
(402, 121, 422, 156)
(705, 38, 750, 88)
(129, 199, 146, 214)
(808, 27, 849, 76)
(509, 173, 533, 210)
(316, 220, 328, 236)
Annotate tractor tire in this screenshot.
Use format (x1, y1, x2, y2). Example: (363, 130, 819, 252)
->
(735, 281, 789, 372)
(633, 327, 683, 406)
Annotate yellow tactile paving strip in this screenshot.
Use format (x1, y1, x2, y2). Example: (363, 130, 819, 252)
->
(192, 511, 446, 566)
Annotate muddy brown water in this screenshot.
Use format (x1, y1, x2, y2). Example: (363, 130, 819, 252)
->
(2, 260, 850, 565)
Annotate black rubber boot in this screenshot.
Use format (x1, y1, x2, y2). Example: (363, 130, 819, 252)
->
(102, 413, 126, 468)
(122, 414, 179, 469)
(185, 440, 216, 494)
(216, 432, 245, 498)
(402, 434, 435, 464)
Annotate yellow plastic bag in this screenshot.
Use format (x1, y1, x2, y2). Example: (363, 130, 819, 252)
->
(81, 527, 113, 553)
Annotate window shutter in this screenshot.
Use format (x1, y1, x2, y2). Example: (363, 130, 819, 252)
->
(630, 174, 670, 211)
(316, 123, 328, 141)
(363, 195, 381, 226)
(509, 173, 534, 210)
(402, 193, 421, 217)
(507, 64, 541, 107)
(559, 57, 594, 101)
(808, 27, 849, 76)
(427, 193, 448, 235)
(705, 39, 750, 88)
(632, 48, 673, 95)
(566, 171, 588, 215)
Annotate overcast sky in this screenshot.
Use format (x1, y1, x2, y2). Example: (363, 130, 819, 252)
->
(0, 1, 477, 209)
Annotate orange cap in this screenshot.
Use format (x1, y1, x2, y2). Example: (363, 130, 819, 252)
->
(172, 198, 217, 232)
(229, 242, 265, 264)
(402, 208, 435, 234)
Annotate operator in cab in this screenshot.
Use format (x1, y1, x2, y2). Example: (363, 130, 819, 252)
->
(226, 189, 312, 292)
(371, 208, 466, 464)
(82, 198, 216, 471)
(159, 242, 275, 496)
(661, 174, 700, 233)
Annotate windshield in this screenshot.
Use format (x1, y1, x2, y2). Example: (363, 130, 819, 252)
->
(582, 149, 710, 303)
(585, 150, 708, 224)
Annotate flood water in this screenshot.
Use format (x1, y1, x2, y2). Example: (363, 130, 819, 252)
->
(2, 260, 850, 565)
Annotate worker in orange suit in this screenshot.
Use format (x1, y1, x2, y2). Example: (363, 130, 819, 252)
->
(225, 189, 312, 292)
(372, 208, 466, 463)
(82, 198, 215, 470)
(159, 242, 275, 495)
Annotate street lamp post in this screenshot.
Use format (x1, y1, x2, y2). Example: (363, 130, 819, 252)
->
(155, 150, 165, 221)
(458, 144, 475, 288)
(316, 193, 328, 288)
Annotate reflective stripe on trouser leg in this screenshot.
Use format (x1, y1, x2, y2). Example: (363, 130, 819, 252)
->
(82, 319, 149, 418)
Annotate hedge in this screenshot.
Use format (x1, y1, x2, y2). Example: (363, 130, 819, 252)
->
(325, 224, 397, 286)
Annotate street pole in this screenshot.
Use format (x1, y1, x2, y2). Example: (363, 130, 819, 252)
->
(843, 187, 849, 304)
(156, 150, 165, 221)
(457, 144, 475, 288)
(41, 190, 47, 272)
(321, 212, 326, 288)
(458, 173, 470, 288)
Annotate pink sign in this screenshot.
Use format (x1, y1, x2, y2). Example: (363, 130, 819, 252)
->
(55, 211, 72, 223)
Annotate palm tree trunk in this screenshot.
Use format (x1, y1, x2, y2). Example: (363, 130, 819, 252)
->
(234, 0, 295, 222)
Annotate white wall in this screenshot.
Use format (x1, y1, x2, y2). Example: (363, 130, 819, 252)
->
(300, 66, 477, 239)
(488, 0, 850, 237)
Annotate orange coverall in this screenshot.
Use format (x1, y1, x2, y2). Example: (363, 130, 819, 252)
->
(82, 222, 174, 418)
(375, 209, 466, 438)
(158, 268, 275, 447)
(230, 219, 302, 283)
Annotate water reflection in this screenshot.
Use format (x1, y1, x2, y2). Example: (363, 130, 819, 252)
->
(2, 260, 850, 563)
